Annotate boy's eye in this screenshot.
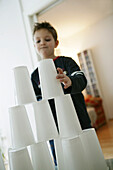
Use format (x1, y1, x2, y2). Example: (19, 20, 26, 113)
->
(45, 39, 51, 42)
(36, 40, 40, 43)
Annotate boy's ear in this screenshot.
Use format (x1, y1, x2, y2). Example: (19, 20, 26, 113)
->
(55, 40, 59, 48)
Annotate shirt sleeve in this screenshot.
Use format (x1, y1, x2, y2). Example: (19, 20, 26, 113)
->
(64, 57, 87, 94)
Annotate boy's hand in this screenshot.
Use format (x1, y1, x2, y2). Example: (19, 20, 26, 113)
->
(56, 67, 72, 89)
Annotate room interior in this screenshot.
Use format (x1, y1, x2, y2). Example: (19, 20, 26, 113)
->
(0, 0, 113, 169)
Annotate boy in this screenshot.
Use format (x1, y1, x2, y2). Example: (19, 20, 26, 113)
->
(31, 22, 91, 166)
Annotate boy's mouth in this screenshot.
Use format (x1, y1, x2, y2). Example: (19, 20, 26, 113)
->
(40, 47, 48, 49)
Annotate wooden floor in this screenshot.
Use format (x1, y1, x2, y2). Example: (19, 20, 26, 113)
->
(96, 119, 113, 159)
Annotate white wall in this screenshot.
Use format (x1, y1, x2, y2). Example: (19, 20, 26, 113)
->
(60, 14, 113, 119)
(21, 0, 57, 15)
(0, 0, 33, 147)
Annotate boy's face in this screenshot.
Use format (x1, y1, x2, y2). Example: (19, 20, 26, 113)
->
(34, 28, 58, 59)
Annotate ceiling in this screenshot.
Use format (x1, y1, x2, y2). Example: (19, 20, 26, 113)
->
(38, 0, 113, 39)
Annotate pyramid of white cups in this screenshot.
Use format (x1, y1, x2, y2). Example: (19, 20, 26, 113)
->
(8, 59, 108, 170)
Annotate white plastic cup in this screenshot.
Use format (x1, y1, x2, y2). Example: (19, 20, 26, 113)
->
(30, 142, 54, 170)
(13, 66, 37, 105)
(55, 94, 82, 138)
(9, 105, 35, 149)
(32, 100, 58, 142)
(54, 136, 65, 170)
(8, 147, 33, 170)
(62, 136, 89, 170)
(38, 59, 64, 99)
(79, 128, 107, 170)
(0, 152, 5, 170)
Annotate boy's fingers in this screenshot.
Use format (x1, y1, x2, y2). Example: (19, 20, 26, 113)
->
(56, 74, 65, 79)
(64, 85, 68, 89)
(56, 68, 72, 89)
(57, 67, 63, 74)
(59, 78, 67, 83)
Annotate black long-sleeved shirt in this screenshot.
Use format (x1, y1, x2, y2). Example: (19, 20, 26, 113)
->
(31, 56, 91, 130)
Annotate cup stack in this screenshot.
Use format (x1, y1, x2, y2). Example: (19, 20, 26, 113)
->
(79, 128, 107, 170)
(30, 142, 54, 170)
(62, 136, 89, 170)
(38, 59, 64, 99)
(9, 105, 35, 149)
(8, 61, 60, 170)
(13, 66, 37, 105)
(9, 147, 33, 170)
(32, 100, 58, 142)
(55, 94, 82, 138)
(8, 59, 107, 170)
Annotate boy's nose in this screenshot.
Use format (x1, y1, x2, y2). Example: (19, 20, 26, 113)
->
(41, 39, 46, 45)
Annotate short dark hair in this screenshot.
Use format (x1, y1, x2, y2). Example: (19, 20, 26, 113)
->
(33, 21, 58, 42)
